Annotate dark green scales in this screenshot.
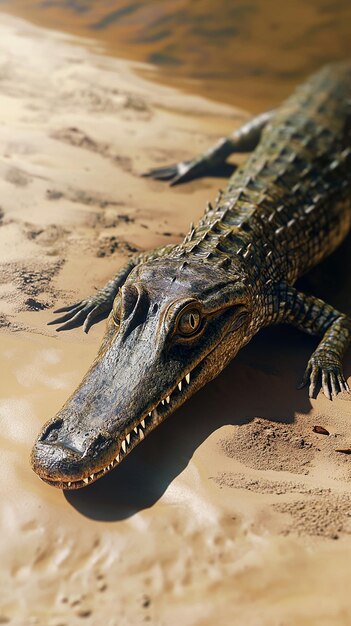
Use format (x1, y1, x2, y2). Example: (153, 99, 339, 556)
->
(32, 62, 351, 489)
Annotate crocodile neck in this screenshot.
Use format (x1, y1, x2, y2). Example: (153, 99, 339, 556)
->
(31, 62, 351, 490)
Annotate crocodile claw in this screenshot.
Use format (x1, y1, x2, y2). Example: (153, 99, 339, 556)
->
(142, 158, 209, 186)
(298, 352, 350, 400)
(142, 163, 182, 182)
(48, 299, 109, 333)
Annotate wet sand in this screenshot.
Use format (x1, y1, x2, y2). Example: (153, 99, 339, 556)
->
(1, 0, 351, 110)
(1, 12, 351, 626)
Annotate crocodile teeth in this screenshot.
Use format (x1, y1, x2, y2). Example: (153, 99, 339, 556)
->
(161, 399, 165, 406)
(178, 381, 182, 391)
(122, 440, 126, 453)
(90, 474, 94, 480)
(166, 395, 171, 404)
(83, 478, 89, 484)
(126, 433, 131, 445)
(134, 427, 138, 434)
(139, 428, 144, 440)
(141, 419, 145, 429)
(68, 482, 71, 487)
(148, 412, 152, 417)
(116, 454, 120, 463)
(186, 373, 191, 384)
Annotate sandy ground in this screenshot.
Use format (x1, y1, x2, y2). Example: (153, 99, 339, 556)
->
(1, 0, 351, 111)
(1, 13, 351, 626)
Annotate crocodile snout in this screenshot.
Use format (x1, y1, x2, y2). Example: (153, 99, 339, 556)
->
(31, 439, 83, 484)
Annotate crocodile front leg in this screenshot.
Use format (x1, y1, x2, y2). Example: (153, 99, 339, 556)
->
(274, 285, 351, 399)
(143, 110, 274, 186)
(48, 244, 175, 332)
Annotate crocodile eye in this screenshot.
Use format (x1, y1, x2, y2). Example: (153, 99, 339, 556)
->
(178, 308, 201, 336)
(112, 294, 122, 327)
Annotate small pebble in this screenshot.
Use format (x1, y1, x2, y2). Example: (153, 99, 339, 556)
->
(313, 425, 330, 435)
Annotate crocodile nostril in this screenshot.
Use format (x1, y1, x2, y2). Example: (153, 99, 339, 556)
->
(31, 437, 85, 482)
(40, 418, 63, 443)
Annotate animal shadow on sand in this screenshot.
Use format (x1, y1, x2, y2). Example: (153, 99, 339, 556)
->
(65, 233, 351, 521)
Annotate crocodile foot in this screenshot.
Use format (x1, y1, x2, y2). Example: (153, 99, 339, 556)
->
(142, 157, 214, 186)
(47, 297, 110, 333)
(298, 350, 350, 400)
(143, 155, 238, 186)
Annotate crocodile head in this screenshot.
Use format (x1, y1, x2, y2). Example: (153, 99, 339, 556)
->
(31, 257, 252, 489)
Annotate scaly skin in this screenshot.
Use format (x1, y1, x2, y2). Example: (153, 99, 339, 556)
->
(31, 62, 351, 490)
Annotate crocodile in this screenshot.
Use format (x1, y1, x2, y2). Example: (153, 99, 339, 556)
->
(31, 62, 351, 489)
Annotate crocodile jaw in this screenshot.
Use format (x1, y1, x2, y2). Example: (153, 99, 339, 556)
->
(31, 327, 244, 490)
(32, 359, 204, 490)
(31, 259, 251, 489)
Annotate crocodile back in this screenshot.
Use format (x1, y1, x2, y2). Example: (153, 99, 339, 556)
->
(194, 62, 351, 285)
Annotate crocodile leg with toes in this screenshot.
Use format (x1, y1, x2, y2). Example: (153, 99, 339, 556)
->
(31, 62, 351, 489)
(142, 110, 274, 186)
